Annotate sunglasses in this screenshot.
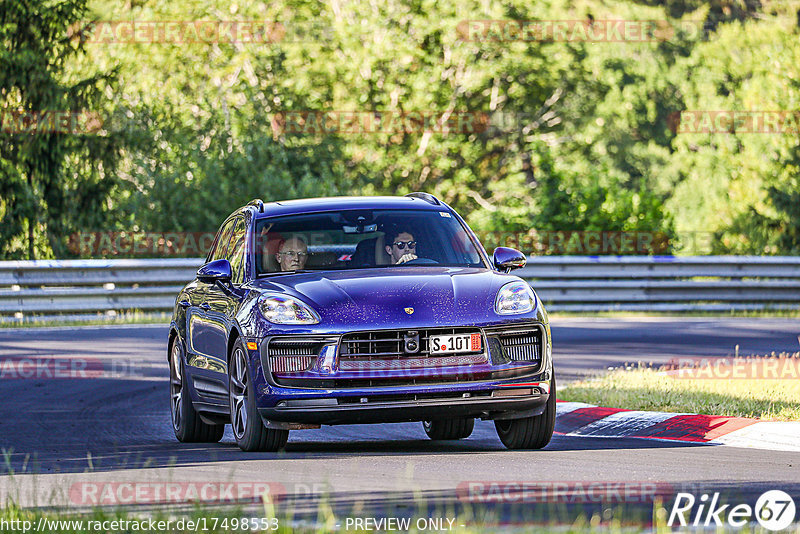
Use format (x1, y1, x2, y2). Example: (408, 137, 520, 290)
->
(393, 241, 416, 250)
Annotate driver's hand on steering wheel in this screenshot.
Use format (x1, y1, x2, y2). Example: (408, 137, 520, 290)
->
(396, 253, 418, 264)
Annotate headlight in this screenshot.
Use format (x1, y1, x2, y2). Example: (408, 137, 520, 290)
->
(258, 295, 320, 325)
(494, 281, 537, 315)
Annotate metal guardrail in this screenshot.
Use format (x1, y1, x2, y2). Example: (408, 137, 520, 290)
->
(0, 256, 798, 322)
(0, 259, 196, 321)
(516, 256, 800, 312)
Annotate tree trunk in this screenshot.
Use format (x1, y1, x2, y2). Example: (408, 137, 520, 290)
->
(27, 173, 35, 260)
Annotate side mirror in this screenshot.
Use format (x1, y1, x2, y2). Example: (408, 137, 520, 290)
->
(493, 247, 527, 272)
(197, 259, 232, 283)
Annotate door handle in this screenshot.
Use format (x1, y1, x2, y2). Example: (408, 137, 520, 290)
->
(178, 300, 190, 309)
(199, 303, 211, 311)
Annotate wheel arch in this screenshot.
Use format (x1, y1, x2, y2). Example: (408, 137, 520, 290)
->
(227, 322, 245, 364)
(167, 324, 181, 362)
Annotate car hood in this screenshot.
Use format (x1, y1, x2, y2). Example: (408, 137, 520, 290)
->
(250, 267, 520, 330)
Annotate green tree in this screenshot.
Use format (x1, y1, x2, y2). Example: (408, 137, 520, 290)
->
(83, 0, 352, 240)
(668, 14, 800, 253)
(4, 0, 791, 259)
(0, 0, 123, 259)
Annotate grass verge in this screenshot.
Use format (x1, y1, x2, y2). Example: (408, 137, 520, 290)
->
(0, 501, 660, 534)
(560, 358, 800, 421)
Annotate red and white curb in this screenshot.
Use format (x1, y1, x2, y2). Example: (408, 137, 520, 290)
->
(556, 402, 800, 452)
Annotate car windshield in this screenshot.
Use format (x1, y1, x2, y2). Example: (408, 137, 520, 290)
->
(254, 209, 485, 274)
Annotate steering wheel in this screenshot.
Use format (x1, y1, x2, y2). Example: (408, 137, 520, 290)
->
(403, 257, 438, 265)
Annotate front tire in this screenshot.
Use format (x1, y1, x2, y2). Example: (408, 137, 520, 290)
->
(169, 337, 224, 443)
(494, 377, 556, 450)
(423, 418, 475, 440)
(229, 339, 289, 452)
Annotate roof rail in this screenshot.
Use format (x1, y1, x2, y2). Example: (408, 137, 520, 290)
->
(405, 192, 441, 205)
(247, 199, 265, 213)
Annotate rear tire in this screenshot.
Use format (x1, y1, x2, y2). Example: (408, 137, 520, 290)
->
(229, 339, 289, 452)
(423, 418, 475, 440)
(494, 377, 556, 450)
(169, 337, 225, 443)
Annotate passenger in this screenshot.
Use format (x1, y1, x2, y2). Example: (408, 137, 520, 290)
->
(275, 236, 309, 271)
(384, 228, 418, 264)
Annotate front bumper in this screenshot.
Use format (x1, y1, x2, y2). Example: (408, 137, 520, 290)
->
(258, 387, 549, 425)
(251, 320, 552, 425)
(255, 365, 552, 425)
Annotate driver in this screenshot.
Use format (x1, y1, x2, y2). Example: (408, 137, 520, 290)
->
(385, 228, 418, 264)
(275, 236, 309, 271)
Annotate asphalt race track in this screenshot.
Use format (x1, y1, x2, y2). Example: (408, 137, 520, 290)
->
(1, 318, 799, 524)
(552, 317, 800, 380)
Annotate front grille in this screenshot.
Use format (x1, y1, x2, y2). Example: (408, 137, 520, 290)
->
(494, 330, 542, 362)
(267, 339, 319, 374)
(339, 327, 487, 371)
(341, 327, 483, 358)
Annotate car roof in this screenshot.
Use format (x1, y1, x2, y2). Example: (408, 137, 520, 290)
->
(253, 196, 449, 218)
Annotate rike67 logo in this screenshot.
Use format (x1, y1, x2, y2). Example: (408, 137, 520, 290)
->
(668, 490, 796, 530)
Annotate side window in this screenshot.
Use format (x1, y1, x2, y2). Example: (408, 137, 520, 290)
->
(205, 231, 221, 262)
(227, 218, 247, 284)
(210, 219, 236, 261)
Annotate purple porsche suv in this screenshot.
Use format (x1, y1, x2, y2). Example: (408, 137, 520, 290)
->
(168, 193, 554, 451)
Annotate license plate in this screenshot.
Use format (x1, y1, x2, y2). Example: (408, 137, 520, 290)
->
(429, 333, 482, 354)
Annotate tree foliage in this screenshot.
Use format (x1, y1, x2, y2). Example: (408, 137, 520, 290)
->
(2, 0, 799, 258)
(0, 0, 123, 258)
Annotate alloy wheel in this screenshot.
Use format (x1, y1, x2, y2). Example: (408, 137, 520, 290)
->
(229, 346, 249, 440)
(170, 341, 183, 431)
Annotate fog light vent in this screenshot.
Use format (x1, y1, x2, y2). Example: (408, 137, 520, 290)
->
(270, 355, 315, 373)
(268, 339, 318, 374)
